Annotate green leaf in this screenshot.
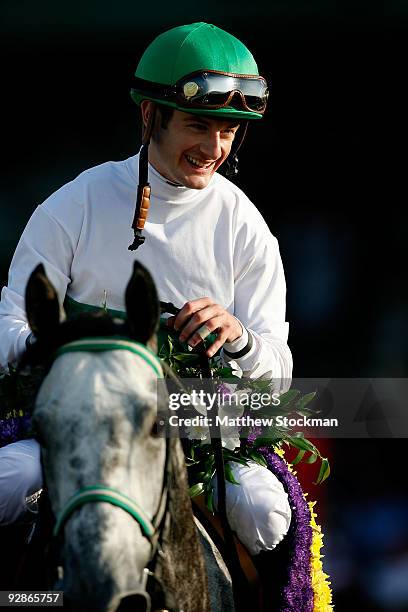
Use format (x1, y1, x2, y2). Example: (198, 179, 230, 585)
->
(205, 454, 215, 468)
(295, 392, 317, 411)
(216, 367, 235, 377)
(287, 435, 319, 454)
(249, 379, 273, 392)
(189, 483, 205, 498)
(247, 450, 268, 467)
(222, 450, 249, 466)
(173, 353, 198, 363)
(252, 436, 270, 449)
(291, 449, 306, 465)
(305, 453, 318, 464)
(225, 455, 249, 467)
(314, 458, 331, 485)
(225, 463, 240, 485)
(185, 457, 199, 466)
(167, 337, 173, 354)
(205, 489, 215, 513)
(276, 389, 301, 409)
(203, 468, 216, 484)
(252, 427, 282, 445)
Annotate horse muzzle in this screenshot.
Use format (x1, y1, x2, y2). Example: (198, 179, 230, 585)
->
(61, 590, 152, 612)
(110, 590, 152, 612)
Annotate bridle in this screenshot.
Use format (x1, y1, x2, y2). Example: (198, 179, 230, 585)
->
(48, 336, 178, 612)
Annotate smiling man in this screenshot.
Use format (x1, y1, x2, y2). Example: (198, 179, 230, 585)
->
(0, 23, 293, 598)
(146, 109, 240, 189)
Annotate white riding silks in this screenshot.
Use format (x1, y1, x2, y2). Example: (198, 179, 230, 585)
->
(0, 154, 292, 382)
(212, 460, 292, 556)
(0, 438, 43, 525)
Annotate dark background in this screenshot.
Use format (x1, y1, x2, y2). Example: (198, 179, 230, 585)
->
(1, 2, 406, 609)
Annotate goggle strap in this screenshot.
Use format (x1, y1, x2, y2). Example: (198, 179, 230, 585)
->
(132, 77, 175, 99)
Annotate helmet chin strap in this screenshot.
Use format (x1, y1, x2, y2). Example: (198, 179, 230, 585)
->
(221, 121, 248, 178)
(128, 105, 156, 251)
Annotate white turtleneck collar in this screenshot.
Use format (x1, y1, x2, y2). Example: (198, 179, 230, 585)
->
(126, 152, 216, 207)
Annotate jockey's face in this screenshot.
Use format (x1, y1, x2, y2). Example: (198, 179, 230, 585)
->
(142, 102, 240, 189)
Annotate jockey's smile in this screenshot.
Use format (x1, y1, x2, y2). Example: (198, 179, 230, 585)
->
(142, 101, 240, 190)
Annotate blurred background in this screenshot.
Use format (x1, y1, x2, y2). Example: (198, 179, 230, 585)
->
(1, 1, 406, 609)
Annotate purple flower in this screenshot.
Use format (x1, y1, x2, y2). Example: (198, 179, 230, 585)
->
(217, 382, 234, 399)
(0, 414, 33, 448)
(247, 425, 261, 445)
(247, 427, 314, 611)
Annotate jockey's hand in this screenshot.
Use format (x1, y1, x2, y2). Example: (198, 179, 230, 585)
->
(166, 297, 243, 359)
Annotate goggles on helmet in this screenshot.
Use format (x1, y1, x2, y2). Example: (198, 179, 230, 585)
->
(132, 70, 269, 114)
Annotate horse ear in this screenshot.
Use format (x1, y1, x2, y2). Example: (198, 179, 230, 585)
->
(25, 263, 61, 339)
(125, 261, 160, 345)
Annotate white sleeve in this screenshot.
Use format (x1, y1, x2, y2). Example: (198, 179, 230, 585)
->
(221, 209, 293, 384)
(0, 206, 74, 366)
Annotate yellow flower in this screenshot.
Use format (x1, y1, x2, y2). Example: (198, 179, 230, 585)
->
(309, 500, 333, 611)
(274, 444, 297, 475)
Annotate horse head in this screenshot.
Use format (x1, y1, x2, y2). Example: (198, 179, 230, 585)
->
(26, 261, 172, 611)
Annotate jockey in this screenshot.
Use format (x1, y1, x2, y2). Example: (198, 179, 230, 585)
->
(0, 22, 293, 570)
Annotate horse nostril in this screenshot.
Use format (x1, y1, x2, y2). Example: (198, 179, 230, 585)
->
(116, 591, 151, 612)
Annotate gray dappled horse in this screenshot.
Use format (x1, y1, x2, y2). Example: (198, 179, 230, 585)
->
(25, 262, 234, 612)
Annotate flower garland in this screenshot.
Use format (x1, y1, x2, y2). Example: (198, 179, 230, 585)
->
(257, 444, 333, 611)
(257, 443, 314, 610)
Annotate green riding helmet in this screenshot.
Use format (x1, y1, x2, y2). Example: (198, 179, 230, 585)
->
(130, 22, 269, 121)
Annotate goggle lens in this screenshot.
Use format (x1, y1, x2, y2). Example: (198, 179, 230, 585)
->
(177, 72, 268, 113)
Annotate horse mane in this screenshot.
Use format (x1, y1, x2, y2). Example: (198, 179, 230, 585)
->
(157, 436, 211, 611)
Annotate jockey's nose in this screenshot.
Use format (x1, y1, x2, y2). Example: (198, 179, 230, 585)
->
(200, 130, 222, 160)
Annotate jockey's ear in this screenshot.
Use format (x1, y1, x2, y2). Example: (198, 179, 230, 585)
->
(125, 260, 160, 346)
(25, 263, 61, 339)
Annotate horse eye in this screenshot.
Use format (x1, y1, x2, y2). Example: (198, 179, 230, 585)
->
(33, 426, 47, 448)
(150, 419, 160, 438)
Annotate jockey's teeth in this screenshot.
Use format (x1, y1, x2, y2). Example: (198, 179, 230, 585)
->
(185, 154, 212, 169)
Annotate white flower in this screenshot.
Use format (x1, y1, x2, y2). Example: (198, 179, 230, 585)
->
(184, 421, 211, 444)
(185, 391, 243, 451)
(218, 403, 243, 450)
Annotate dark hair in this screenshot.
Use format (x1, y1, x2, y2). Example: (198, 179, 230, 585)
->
(149, 104, 174, 143)
(157, 104, 174, 129)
